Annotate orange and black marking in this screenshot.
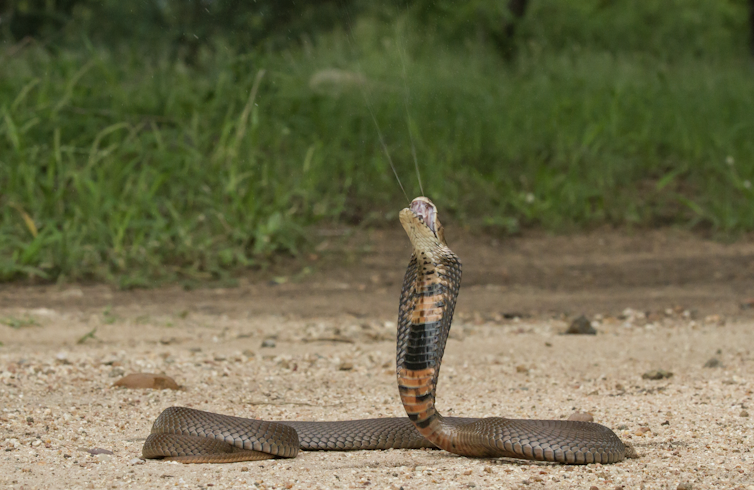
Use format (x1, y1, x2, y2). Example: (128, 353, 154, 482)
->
(397, 197, 462, 444)
(397, 367, 436, 428)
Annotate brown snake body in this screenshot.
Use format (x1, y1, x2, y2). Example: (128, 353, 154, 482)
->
(143, 197, 628, 464)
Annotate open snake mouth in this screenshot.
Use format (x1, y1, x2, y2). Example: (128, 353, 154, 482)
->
(409, 197, 437, 235)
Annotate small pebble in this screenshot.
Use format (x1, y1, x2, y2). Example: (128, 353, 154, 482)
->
(86, 448, 114, 455)
(568, 411, 594, 422)
(565, 315, 597, 335)
(112, 373, 181, 390)
(261, 339, 276, 348)
(129, 458, 145, 465)
(624, 443, 640, 459)
(703, 315, 723, 326)
(703, 357, 722, 368)
(642, 369, 673, 380)
(677, 483, 693, 490)
(338, 361, 354, 371)
(740, 410, 749, 417)
(634, 427, 651, 437)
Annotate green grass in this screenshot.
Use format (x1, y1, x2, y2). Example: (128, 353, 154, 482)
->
(1, 315, 40, 329)
(1, 1, 753, 285)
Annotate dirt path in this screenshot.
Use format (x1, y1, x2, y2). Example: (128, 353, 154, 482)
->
(1, 229, 753, 489)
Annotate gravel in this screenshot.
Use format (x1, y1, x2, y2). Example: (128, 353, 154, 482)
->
(1, 304, 752, 489)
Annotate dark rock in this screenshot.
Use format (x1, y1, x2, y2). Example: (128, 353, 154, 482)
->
(566, 315, 597, 335)
(642, 369, 673, 380)
(703, 357, 722, 368)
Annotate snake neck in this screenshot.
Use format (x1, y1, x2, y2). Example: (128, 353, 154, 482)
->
(396, 244, 462, 450)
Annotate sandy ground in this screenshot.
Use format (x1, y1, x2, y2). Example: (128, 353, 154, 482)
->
(1, 228, 753, 489)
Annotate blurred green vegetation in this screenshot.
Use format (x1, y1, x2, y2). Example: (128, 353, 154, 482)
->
(1, 0, 753, 285)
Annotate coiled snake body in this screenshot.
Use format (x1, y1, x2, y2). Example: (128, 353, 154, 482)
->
(143, 197, 627, 464)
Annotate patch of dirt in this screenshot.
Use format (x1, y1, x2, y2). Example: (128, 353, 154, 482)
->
(1, 228, 753, 489)
(3, 227, 754, 319)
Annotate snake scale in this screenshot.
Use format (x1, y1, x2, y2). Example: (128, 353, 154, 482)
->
(142, 197, 628, 464)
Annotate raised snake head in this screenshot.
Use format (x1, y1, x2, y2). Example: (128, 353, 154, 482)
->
(399, 197, 447, 251)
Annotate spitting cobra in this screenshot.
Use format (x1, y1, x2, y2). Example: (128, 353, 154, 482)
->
(142, 197, 627, 464)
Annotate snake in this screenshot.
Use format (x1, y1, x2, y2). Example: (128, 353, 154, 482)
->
(142, 196, 628, 464)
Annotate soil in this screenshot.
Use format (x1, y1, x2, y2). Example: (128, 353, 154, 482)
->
(1, 228, 753, 489)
